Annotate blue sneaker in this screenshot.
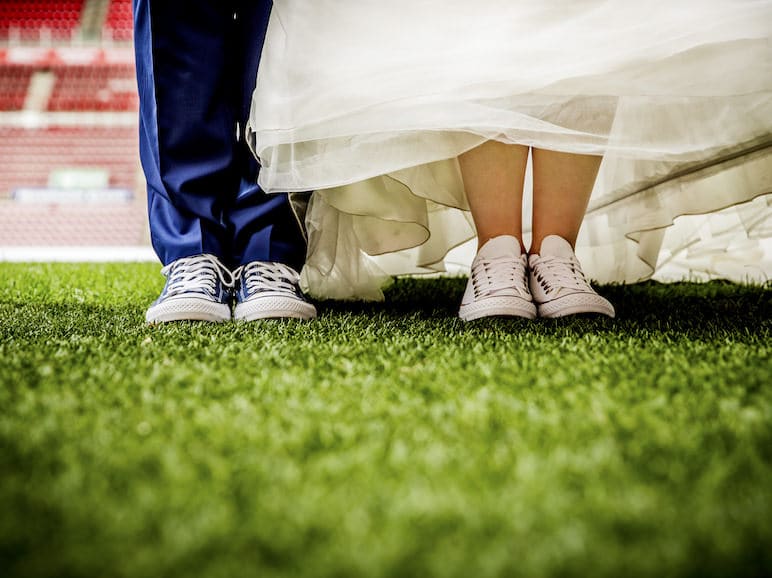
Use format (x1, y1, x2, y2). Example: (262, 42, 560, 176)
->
(233, 261, 317, 321)
(145, 254, 234, 324)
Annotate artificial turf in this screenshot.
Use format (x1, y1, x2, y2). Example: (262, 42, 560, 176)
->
(0, 262, 770, 578)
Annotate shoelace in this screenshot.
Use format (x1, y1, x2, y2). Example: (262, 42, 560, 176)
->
(161, 254, 234, 298)
(532, 255, 591, 293)
(471, 254, 530, 298)
(233, 261, 299, 295)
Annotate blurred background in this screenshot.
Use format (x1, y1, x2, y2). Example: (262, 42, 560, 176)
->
(0, 0, 150, 261)
(0, 1, 769, 278)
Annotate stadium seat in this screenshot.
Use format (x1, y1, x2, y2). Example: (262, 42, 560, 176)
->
(0, 0, 85, 41)
(102, 0, 133, 42)
(48, 62, 138, 112)
(0, 125, 139, 197)
(0, 64, 34, 111)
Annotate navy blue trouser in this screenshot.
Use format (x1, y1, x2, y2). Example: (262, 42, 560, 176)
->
(133, 0, 305, 270)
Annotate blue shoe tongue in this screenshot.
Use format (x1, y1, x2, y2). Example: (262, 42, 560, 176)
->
(477, 235, 521, 260)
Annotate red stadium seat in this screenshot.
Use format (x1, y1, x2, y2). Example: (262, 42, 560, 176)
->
(0, 123, 145, 247)
(0, 203, 147, 246)
(48, 62, 138, 112)
(102, 0, 133, 42)
(0, 2, 144, 248)
(0, 64, 35, 111)
(0, 0, 85, 41)
(0, 125, 140, 197)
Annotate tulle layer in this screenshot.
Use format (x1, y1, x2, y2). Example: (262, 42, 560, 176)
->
(248, 0, 772, 299)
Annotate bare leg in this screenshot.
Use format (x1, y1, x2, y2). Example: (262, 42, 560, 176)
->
(458, 141, 529, 251)
(530, 148, 602, 254)
(527, 148, 614, 318)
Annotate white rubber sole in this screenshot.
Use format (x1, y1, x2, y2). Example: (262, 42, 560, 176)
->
(146, 297, 231, 324)
(234, 295, 317, 321)
(537, 293, 615, 318)
(459, 295, 537, 321)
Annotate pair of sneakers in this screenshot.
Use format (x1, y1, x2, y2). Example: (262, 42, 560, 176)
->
(458, 234, 615, 321)
(145, 254, 317, 324)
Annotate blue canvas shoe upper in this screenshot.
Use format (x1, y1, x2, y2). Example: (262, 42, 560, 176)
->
(233, 261, 307, 304)
(145, 254, 235, 323)
(154, 254, 234, 306)
(232, 261, 317, 320)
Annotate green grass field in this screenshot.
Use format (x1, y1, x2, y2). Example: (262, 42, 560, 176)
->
(1, 263, 770, 578)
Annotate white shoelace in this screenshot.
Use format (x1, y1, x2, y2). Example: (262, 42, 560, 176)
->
(532, 255, 592, 293)
(161, 254, 234, 297)
(233, 261, 299, 295)
(471, 254, 530, 298)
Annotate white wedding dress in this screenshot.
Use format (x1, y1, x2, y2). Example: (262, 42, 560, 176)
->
(248, 0, 772, 300)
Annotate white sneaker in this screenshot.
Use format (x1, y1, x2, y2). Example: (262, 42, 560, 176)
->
(146, 254, 234, 324)
(528, 235, 615, 318)
(459, 235, 537, 321)
(233, 261, 317, 321)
